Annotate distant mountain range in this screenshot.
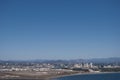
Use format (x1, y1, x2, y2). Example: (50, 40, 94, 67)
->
(0, 57, 120, 64)
(86, 57, 120, 63)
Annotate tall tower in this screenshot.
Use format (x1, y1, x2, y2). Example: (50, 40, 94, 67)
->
(89, 63, 93, 68)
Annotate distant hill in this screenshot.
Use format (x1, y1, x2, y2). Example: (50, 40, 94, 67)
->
(33, 57, 120, 64)
(0, 57, 120, 64)
(87, 57, 120, 63)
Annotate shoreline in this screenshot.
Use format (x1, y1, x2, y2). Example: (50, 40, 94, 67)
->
(0, 71, 120, 80)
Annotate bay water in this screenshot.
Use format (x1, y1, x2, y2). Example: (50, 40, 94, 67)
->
(53, 72, 120, 80)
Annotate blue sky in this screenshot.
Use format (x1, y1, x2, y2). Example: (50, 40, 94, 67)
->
(0, 0, 120, 60)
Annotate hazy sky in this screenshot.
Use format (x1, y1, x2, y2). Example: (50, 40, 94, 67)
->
(0, 0, 120, 60)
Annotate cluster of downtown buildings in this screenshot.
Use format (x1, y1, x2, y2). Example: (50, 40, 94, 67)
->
(0, 61, 120, 72)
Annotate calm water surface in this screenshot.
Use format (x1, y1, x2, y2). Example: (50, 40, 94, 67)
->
(53, 72, 120, 80)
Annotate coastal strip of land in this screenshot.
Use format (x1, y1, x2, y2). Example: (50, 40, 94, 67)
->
(0, 70, 79, 80)
(0, 71, 120, 80)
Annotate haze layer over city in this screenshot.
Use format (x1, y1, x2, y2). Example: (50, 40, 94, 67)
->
(0, 0, 120, 60)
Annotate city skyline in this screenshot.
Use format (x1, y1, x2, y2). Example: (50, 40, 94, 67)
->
(0, 0, 120, 60)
